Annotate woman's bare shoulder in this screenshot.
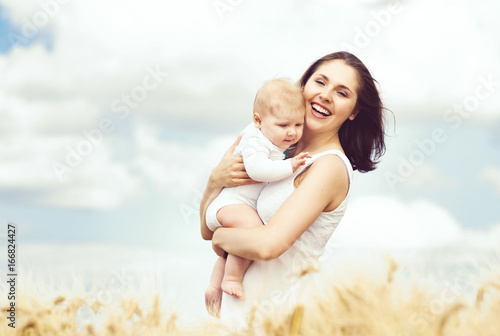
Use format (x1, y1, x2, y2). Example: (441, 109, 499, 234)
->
(295, 153, 348, 188)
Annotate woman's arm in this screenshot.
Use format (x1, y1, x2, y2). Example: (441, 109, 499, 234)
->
(212, 154, 349, 259)
(200, 136, 256, 240)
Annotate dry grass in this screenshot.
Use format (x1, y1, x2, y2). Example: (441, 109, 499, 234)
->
(1, 261, 499, 336)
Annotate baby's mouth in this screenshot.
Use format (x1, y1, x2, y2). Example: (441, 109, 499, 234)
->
(311, 103, 331, 116)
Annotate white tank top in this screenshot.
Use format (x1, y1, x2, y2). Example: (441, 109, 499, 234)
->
(257, 149, 353, 264)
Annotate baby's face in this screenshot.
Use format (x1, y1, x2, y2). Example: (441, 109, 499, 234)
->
(257, 108, 305, 150)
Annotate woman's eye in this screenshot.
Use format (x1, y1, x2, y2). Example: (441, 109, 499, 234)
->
(338, 91, 347, 98)
(315, 80, 325, 86)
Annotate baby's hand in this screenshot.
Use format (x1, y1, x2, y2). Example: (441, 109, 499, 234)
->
(291, 152, 311, 172)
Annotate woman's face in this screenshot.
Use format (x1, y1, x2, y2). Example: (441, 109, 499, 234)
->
(302, 60, 359, 136)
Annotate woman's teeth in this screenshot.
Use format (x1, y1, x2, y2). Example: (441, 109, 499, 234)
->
(312, 103, 331, 116)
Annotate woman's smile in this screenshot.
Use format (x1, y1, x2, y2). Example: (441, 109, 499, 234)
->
(310, 102, 332, 118)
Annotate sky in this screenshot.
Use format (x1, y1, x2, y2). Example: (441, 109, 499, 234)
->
(0, 0, 499, 254)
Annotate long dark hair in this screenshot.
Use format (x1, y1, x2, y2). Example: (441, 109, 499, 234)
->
(299, 51, 386, 173)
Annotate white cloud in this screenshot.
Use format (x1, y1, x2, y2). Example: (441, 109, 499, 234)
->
(133, 121, 236, 192)
(480, 167, 500, 194)
(0, 90, 102, 135)
(330, 196, 463, 250)
(403, 163, 455, 188)
(460, 224, 500, 250)
(328, 196, 500, 253)
(376, 1, 500, 119)
(45, 145, 143, 209)
(2, 0, 499, 125)
(0, 0, 499, 213)
(0, 122, 142, 209)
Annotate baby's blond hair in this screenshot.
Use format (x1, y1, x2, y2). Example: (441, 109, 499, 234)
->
(253, 78, 305, 117)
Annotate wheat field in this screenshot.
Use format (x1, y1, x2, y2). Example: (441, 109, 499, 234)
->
(1, 258, 500, 336)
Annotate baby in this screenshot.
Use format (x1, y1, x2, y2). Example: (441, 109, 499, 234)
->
(204, 78, 310, 317)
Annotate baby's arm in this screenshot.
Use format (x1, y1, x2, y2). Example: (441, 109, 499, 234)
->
(243, 150, 310, 182)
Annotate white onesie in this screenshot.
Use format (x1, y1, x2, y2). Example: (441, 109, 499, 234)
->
(206, 123, 294, 231)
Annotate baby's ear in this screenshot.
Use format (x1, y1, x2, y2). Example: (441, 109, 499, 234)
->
(253, 112, 262, 128)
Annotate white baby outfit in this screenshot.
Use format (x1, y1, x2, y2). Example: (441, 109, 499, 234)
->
(206, 123, 294, 231)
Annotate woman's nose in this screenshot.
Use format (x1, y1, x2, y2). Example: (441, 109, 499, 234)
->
(319, 89, 332, 103)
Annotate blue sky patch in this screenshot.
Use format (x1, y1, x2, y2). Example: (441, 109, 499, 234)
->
(0, 4, 54, 54)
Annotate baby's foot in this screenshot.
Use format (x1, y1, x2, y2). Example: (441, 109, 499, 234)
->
(221, 279, 245, 300)
(205, 285, 222, 318)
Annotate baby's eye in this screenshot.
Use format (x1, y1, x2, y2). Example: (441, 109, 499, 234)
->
(279, 124, 287, 128)
(295, 123, 303, 127)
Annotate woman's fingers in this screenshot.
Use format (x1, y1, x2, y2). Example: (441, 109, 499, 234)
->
(228, 177, 256, 187)
(229, 167, 249, 178)
(212, 136, 259, 187)
(223, 135, 242, 158)
(232, 155, 245, 166)
(231, 135, 242, 150)
(226, 154, 257, 185)
(234, 178, 257, 185)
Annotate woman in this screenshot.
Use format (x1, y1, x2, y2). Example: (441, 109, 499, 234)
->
(200, 51, 386, 329)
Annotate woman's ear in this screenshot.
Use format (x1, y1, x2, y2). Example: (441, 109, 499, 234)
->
(253, 112, 262, 128)
(348, 108, 359, 121)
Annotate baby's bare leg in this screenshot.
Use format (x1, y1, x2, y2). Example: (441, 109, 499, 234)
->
(222, 254, 252, 299)
(216, 203, 263, 228)
(205, 256, 225, 317)
(217, 204, 262, 299)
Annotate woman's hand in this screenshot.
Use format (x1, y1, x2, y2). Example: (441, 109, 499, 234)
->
(200, 136, 257, 240)
(210, 135, 256, 188)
